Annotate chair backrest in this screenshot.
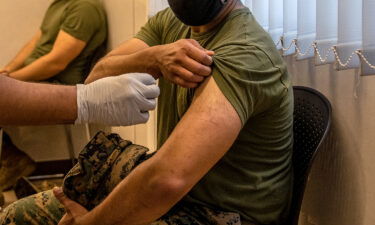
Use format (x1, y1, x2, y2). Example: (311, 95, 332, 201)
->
(287, 86, 332, 225)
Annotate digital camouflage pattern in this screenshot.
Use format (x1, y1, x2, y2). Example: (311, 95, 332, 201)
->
(157, 201, 241, 225)
(0, 190, 242, 225)
(0, 190, 65, 225)
(63, 131, 152, 210)
(0, 131, 244, 225)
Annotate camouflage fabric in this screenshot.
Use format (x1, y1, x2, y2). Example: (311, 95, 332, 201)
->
(0, 190, 65, 225)
(156, 201, 241, 225)
(0, 190, 242, 225)
(0, 132, 244, 225)
(63, 131, 152, 210)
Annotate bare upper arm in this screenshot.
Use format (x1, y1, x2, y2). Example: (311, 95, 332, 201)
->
(106, 38, 150, 57)
(47, 30, 87, 67)
(152, 76, 242, 188)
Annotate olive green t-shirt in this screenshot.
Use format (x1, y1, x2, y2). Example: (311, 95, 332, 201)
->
(24, 0, 107, 84)
(135, 7, 293, 225)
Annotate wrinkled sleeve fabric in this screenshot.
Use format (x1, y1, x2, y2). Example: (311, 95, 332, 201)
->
(61, 1, 101, 42)
(212, 44, 286, 126)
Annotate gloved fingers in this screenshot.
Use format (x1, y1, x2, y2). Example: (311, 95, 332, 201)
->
(141, 84, 160, 99)
(137, 111, 150, 124)
(75, 84, 89, 125)
(128, 73, 156, 85)
(139, 99, 157, 111)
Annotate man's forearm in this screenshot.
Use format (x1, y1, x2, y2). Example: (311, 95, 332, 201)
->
(85, 47, 160, 84)
(9, 53, 66, 81)
(76, 77, 241, 225)
(80, 156, 188, 225)
(3, 31, 41, 72)
(4, 47, 32, 73)
(0, 76, 77, 125)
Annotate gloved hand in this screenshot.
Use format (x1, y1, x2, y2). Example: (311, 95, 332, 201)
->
(75, 73, 159, 126)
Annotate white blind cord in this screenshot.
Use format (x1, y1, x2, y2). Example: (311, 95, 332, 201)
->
(276, 38, 375, 70)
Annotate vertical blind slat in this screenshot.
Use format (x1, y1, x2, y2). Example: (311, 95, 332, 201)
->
(361, 0, 375, 75)
(296, 0, 316, 60)
(363, 0, 375, 48)
(335, 0, 362, 69)
(251, 0, 270, 31)
(242, 0, 253, 10)
(148, 0, 168, 17)
(315, 0, 337, 65)
(283, 0, 297, 56)
(269, 0, 284, 48)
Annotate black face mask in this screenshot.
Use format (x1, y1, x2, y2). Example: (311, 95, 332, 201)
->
(168, 0, 227, 26)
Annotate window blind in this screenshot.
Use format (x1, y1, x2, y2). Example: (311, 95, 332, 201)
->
(269, 0, 284, 49)
(335, 0, 362, 70)
(360, 0, 375, 75)
(148, 0, 375, 75)
(296, 0, 316, 60)
(251, 0, 269, 31)
(315, 0, 337, 65)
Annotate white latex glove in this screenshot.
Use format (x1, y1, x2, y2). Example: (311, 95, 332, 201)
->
(75, 73, 159, 126)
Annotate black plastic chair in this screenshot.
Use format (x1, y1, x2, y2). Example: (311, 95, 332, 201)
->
(286, 86, 332, 225)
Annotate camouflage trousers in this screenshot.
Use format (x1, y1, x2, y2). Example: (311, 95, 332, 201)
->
(0, 132, 243, 225)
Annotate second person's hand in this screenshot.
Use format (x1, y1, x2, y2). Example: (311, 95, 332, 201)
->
(0, 69, 9, 76)
(75, 73, 160, 126)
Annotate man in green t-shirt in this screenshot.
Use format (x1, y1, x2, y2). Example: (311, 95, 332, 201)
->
(1, 0, 107, 84)
(0, 0, 107, 194)
(1, 1, 293, 225)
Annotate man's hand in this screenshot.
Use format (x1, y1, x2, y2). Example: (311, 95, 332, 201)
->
(0, 69, 9, 76)
(76, 73, 160, 126)
(84, 38, 213, 88)
(153, 39, 214, 88)
(53, 187, 88, 225)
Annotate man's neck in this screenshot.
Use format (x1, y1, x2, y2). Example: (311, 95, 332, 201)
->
(190, 0, 244, 34)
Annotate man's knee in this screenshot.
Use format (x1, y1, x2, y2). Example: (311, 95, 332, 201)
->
(0, 190, 65, 225)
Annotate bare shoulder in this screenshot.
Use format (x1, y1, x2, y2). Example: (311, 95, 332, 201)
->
(190, 76, 241, 128)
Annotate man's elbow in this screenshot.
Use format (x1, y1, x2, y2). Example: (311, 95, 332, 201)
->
(45, 55, 70, 73)
(51, 61, 68, 73)
(147, 175, 189, 202)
